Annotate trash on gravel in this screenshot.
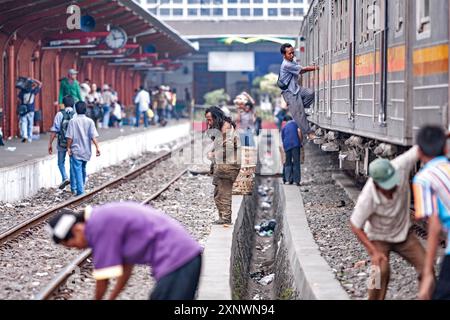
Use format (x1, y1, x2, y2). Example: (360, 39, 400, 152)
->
(337, 200, 346, 208)
(258, 273, 275, 286)
(35, 272, 48, 277)
(255, 219, 277, 236)
(250, 271, 264, 281)
(260, 202, 272, 210)
(258, 230, 273, 237)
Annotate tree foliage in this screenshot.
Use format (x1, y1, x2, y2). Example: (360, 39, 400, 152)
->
(204, 88, 230, 105)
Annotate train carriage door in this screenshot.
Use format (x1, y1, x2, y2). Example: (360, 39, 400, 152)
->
(317, 1, 330, 123)
(371, 0, 388, 127)
(313, 5, 320, 120)
(349, 0, 357, 123)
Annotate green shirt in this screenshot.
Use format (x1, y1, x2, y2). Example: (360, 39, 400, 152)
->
(58, 78, 83, 104)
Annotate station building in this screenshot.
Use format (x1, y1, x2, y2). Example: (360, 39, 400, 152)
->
(0, 0, 195, 139)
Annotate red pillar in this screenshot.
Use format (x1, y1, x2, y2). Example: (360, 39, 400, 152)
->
(55, 51, 60, 103)
(111, 67, 116, 89)
(87, 60, 93, 80)
(8, 44, 15, 137)
(100, 64, 105, 87)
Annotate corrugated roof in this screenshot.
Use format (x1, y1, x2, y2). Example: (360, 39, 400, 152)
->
(0, 0, 196, 58)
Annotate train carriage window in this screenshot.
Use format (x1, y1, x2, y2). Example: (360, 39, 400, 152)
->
(367, 2, 374, 42)
(339, 0, 344, 50)
(395, 0, 404, 35)
(359, 0, 367, 44)
(342, 0, 348, 49)
(417, 0, 431, 39)
(334, 0, 340, 52)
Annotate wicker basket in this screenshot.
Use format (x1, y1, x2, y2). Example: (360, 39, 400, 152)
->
(232, 166, 256, 195)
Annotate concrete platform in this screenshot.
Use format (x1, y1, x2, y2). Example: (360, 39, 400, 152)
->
(0, 121, 190, 202)
(197, 195, 243, 300)
(282, 184, 349, 300)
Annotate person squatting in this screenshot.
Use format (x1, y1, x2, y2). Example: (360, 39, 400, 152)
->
(47, 202, 202, 300)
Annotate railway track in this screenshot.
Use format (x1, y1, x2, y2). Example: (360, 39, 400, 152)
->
(0, 143, 188, 247)
(34, 168, 187, 300)
(0, 141, 196, 299)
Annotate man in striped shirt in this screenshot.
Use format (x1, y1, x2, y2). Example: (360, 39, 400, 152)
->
(413, 126, 450, 300)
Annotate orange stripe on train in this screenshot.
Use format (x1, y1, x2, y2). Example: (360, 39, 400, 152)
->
(317, 44, 447, 85)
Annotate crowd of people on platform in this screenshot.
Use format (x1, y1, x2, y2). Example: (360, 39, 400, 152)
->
(13, 68, 193, 145)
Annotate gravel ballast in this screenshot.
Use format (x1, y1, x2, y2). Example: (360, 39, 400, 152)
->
(0, 151, 216, 299)
(57, 173, 215, 300)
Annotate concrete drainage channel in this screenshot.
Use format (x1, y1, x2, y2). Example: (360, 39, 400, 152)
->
(230, 175, 349, 300)
(230, 176, 280, 300)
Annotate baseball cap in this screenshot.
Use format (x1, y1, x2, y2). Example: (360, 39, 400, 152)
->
(369, 158, 400, 190)
(47, 209, 83, 243)
(68, 69, 78, 75)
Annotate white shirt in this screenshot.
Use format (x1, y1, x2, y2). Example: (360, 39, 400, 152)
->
(350, 146, 419, 243)
(134, 90, 150, 112)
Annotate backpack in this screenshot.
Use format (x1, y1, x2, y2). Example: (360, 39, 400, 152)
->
(93, 104, 103, 120)
(57, 109, 75, 149)
(277, 71, 293, 91)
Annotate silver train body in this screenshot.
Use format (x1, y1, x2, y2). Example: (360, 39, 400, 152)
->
(298, 0, 449, 174)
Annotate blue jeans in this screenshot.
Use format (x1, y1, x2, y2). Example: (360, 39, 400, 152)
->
(70, 156, 87, 195)
(239, 129, 255, 147)
(20, 111, 34, 141)
(58, 149, 68, 182)
(135, 104, 140, 127)
(284, 147, 301, 184)
(102, 105, 110, 128)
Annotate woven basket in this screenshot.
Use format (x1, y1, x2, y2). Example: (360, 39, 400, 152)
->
(232, 166, 256, 195)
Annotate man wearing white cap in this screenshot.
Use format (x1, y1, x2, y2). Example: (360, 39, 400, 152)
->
(58, 69, 83, 107)
(47, 202, 203, 300)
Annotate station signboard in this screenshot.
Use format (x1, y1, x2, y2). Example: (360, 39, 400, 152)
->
(109, 53, 158, 66)
(80, 44, 139, 58)
(43, 32, 109, 49)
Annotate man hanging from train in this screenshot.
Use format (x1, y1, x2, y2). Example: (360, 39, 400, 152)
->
(278, 43, 319, 140)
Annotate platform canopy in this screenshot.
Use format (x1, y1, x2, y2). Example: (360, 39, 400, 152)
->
(0, 0, 196, 59)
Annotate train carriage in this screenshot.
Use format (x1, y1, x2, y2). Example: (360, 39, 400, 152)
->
(298, 0, 449, 174)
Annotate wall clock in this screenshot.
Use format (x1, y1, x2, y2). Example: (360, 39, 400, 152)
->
(105, 26, 128, 49)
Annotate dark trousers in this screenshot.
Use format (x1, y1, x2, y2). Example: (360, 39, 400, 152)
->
(150, 254, 202, 300)
(282, 90, 314, 135)
(135, 106, 149, 127)
(157, 108, 165, 124)
(134, 104, 140, 127)
(433, 255, 450, 300)
(284, 147, 301, 184)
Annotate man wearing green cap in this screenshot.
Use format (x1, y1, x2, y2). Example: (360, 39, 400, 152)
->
(350, 145, 426, 300)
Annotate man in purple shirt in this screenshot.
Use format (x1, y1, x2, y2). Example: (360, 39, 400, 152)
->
(47, 202, 203, 300)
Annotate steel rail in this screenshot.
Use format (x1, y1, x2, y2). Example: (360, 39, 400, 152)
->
(0, 141, 190, 246)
